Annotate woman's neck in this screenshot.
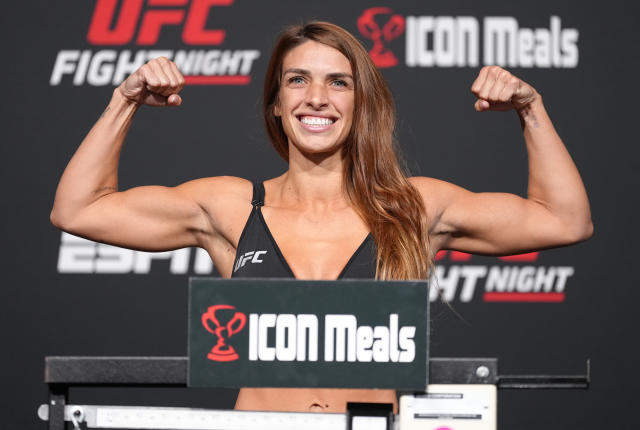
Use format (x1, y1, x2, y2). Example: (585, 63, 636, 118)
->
(273, 147, 349, 210)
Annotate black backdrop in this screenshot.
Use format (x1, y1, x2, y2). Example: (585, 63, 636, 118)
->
(2, 0, 638, 428)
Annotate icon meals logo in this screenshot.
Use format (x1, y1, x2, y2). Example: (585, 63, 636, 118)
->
(357, 8, 579, 69)
(202, 305, 247, 362)
(202, 305, 417, 363)
(357, 7, 406, 68)
(50, 0, 260, 86)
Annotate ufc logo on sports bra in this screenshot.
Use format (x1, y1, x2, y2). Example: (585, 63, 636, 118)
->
(234, 250, 267, 273)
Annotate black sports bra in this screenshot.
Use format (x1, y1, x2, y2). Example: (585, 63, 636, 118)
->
(231, 182, 376, 279)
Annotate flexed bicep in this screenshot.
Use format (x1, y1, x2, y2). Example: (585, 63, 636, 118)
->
(416, 67, 593, 255)
(58, 182, 209, 252)
(51, 56, 251, 255)
(411, 177, 591, 256)
(52, 176, 252, 253)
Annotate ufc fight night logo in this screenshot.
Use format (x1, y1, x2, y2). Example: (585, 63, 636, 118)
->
(433, 251, 574, 303)
(357, 8, 579, 68)
(50, 0, 260, 86)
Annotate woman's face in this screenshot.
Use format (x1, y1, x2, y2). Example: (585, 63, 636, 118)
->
(275, 41, 355, 158)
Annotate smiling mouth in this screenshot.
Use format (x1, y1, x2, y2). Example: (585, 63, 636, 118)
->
(297, 115, 336, 129)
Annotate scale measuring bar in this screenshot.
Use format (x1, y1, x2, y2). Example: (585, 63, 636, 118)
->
(37, 404, 392, 430)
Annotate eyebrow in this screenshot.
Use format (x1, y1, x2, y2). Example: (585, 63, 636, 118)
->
(282, 68, 354, 80)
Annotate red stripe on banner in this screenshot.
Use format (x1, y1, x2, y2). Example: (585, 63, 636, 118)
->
(184, 76, 251, 85)
(483, 292, 566, 302)
(148, 0, 188, 5)
(498, 252, 539, 262)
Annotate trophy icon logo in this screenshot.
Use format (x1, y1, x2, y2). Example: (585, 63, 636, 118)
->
(201, 305, 246, 362)
(357, 7, 406, 68)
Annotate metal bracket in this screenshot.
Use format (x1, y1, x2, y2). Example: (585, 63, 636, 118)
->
(497, 359, 590, 389)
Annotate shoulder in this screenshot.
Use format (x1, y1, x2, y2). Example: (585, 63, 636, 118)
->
(408, 176, 456, 196)
(408, 176, 463, 226)
(177, 176, 253, 204)
(177, 176, 254, 236)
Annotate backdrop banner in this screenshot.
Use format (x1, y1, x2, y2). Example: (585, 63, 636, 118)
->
(1, 0, 636, 428)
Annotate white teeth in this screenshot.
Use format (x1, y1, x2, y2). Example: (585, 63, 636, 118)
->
(300, 116, 333, 126)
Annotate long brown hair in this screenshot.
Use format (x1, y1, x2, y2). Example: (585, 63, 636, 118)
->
(263, 21, 432, 280)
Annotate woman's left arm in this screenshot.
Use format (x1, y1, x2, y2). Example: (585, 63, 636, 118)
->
(412, 66, 593, 255)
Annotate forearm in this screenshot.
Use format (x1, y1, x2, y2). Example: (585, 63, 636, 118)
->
(51, 89, 139, 227)
(520, 95, 593, 239)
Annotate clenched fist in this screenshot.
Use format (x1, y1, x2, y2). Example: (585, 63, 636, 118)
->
(117, 57, 185, 107)
(471, 66, 537, 112)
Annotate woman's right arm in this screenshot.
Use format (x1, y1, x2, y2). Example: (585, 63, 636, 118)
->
(50, 57, 235, 252)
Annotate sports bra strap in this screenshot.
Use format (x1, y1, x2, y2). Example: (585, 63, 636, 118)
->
(251, 182, 265, 208)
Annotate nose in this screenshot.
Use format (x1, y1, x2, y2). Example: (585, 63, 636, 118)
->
(305, 82, 328, 109)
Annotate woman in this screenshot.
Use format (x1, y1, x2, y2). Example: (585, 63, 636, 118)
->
(50, 22, 592, 412)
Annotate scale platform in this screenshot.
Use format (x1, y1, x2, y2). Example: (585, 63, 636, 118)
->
(38, 356, 589, 430)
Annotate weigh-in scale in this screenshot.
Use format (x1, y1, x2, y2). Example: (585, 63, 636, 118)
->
(38, 279, 589, 430)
